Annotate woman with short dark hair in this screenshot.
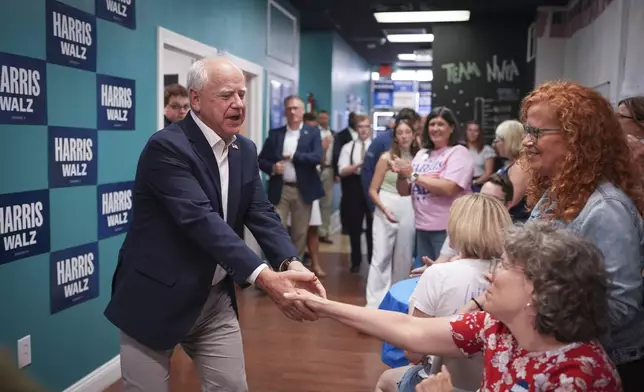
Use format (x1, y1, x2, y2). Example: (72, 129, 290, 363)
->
(284, 221, 620, 391)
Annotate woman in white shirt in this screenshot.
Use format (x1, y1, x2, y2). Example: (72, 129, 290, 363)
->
(365, 119, 419, 308)
(465, 121, 495, 192)
(375, 193, 512, 392)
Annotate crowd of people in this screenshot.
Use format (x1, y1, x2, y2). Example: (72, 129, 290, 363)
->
(283, 83, 644, 392)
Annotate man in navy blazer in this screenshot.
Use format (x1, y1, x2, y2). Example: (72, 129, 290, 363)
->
(104, 57, 326, 392)
(258, 96, 324, 258)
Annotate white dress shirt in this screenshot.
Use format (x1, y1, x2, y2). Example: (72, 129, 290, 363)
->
(281, 122, 302, 183)
(338, 137, 372, 176)
(348, 127, 358, 141)
(320, 127, 333, 166)
(190, 112, 267, 286)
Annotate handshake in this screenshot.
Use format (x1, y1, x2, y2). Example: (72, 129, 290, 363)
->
(254, 260, 328, 322)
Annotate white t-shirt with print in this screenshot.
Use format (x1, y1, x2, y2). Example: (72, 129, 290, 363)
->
(411, 258, 492, 392)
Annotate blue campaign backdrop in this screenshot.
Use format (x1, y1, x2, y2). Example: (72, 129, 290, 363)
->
(49, 241, 100, 314)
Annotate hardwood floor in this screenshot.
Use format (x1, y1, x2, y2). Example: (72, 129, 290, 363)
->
(105, 244, 387, 391)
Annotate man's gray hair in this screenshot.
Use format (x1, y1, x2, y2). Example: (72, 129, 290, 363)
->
(186, 51, 229, 92)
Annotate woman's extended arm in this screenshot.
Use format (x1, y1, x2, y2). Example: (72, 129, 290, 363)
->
(285, 291, 462, 357)
(414, 176, 461, 197)
(369, 154, 391, 213)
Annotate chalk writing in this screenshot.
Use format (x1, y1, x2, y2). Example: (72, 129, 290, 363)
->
(486, 55, 520, 83)
(441, 62, 481, 84)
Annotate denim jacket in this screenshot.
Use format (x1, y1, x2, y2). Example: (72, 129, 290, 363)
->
(530, 182, 644, 365)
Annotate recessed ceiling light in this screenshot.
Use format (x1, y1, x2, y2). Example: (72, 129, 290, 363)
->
(387, 33, 434, 43)
(374, 10, 471, 23)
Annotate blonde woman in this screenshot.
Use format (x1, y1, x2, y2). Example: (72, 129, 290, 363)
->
(366, 119, 419, 308)
(494, 120, 530, 221)
(376, 194, 512, 392)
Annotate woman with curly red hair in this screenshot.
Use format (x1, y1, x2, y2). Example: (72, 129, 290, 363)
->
(510, 81, 644, 391)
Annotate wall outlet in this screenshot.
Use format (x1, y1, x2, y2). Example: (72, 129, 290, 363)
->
(17, 335, 31, 368)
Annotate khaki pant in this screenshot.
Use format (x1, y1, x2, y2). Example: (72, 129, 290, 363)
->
(318, 167, 335, 237)
(119, 285, 248, 392)
(275, 184, 312, 257)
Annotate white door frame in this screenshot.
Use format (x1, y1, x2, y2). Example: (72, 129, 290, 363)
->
(156, 26, 265, 149)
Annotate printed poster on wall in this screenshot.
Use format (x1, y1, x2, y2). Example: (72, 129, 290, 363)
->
(96, 74, 135, 130)
(418, 82, 432, 115)
(48, 126, 98, 188)
(0, 189, 50, 265)
(269, 80, 283, 129)
(97, 181, 134, 239)
(50, 242, 99, 314)
(281, 84, 293, 100)
(372, 80, 394, 109)
(0, 52, 48, 125)
(46, 0, 97, 72)
(96, 0, 136, 30)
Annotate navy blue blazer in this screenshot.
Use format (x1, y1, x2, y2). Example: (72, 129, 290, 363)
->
(258, 125, 325, 205)
(104, 113, 297, 351)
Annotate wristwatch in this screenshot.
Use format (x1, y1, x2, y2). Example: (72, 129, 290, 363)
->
(279, 256, 301, 272)
(407, 172, 419, 184)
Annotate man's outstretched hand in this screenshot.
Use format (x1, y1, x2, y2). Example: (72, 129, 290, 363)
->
(286, 260, 327, 299)
(255, 262, 327, 322)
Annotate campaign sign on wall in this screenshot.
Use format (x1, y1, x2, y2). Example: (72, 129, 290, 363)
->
(96, 74, 135, 130)
(48, 126, 98, 188)
(372, 81, 394, 109)
(269, 80, 283, 129)
(0, 52, 47, 125)
(50, 242, 99, 314)
(46, 0, 97, 72)
(97, 181, 134, 239)
(0, 189, 50, 265)
(96, 0, 136, 30)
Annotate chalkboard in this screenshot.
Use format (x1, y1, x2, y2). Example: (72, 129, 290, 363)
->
(432, 19, 535, 143)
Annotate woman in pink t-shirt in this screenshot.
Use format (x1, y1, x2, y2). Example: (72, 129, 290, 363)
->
(391, 107, 474, 260)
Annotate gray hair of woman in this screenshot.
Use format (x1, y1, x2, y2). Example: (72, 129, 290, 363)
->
(494, 221, 610, 343)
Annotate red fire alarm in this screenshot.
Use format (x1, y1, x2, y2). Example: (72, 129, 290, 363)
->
(379, 64, 393, 77)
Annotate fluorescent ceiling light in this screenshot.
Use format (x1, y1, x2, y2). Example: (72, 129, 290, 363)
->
(387, 33, 434, 43)
(398, 53, 417, 61)
(390, 70, 433, 82)
(416, 70, 433, 82)
(374, 10, 471, 23)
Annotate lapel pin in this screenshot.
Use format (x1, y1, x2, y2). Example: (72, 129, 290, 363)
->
(231, 143, 238, 150)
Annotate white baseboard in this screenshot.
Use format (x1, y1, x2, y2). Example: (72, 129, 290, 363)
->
(330, 210, 341, 235)
(64, 355, 121, 392)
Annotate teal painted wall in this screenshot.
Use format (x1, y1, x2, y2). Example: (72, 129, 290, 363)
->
(0, 0, 297, 390)
(329, 33, 372, 211)
(299, 31, 333, 112)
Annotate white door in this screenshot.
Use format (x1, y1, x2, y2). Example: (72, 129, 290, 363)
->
(163, 46, 199, 88)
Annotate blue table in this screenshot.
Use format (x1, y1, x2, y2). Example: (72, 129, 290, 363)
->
(378, 277, 420, 368)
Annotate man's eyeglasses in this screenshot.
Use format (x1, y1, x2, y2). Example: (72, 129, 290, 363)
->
(523, 124, 561, 140)
(169, 103, 189, 111)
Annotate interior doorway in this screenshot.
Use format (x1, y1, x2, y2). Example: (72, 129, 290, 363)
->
(157, 27, 265, 255)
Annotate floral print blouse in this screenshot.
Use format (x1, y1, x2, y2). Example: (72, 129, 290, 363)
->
(449, 312, 621, 391)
